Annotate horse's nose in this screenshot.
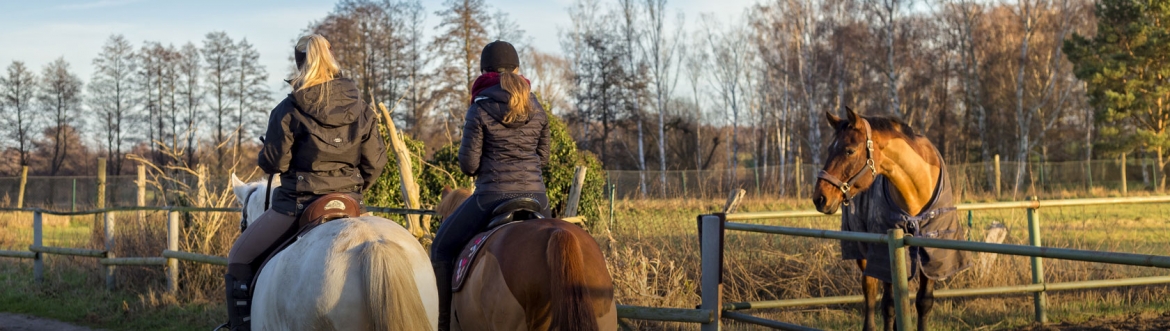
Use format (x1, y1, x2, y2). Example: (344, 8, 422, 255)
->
(813, 194, 826, 209)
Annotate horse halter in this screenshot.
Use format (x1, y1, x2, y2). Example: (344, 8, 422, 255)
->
(817, 118, 878, 205)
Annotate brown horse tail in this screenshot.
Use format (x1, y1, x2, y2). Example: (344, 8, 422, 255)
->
(547, 227, 599, 330)
(359, 239, 433, 331)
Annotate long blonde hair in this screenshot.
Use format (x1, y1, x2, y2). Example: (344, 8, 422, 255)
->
(290, 34, 340, 92)
(498, 68, 532, 124)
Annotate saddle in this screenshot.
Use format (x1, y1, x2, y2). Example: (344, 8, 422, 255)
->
(453, 197, 546, 291)
(251, 193, 362, 292)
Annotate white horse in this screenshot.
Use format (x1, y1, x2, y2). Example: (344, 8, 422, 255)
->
(231, 175, 438, 331)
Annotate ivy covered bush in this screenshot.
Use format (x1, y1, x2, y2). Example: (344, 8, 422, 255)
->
(364, 108, 605, 230)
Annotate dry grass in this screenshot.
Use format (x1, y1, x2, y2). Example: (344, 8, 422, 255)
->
(594, 194, 1170, 330)
(2, 188, 1170, 330)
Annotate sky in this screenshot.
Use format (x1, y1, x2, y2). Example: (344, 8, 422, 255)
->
(0, 0, 757, 99)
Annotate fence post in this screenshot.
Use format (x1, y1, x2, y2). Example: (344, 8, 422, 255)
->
(104, 212, 116, 291)
(994, 154, 1001, 198)
(608, 184, 616, 230)
(1120, 154, 1128, 196)
(33, 211, 43, 283)
(1086, 159, 1093, 191)
(137, 165, 146, 223)
(794, 158, 802, 201)
(97, 158, 106, 209)
(96, 158, 106, 252)
(166, 211, 179, 294)
(887, 228, 911, 331)
(698, 214, 724, 331)
(17, 166, 27, 208)
(564, 166, 587, 217)
(1027, 196, 1048, 323)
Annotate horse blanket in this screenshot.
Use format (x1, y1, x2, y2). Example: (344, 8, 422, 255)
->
(840, 162, 971, 283)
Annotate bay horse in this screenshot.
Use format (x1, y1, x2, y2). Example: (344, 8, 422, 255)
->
(231, 175, 438, 330)
(436, 187, 617, 331)
(811, 108, 969, 331)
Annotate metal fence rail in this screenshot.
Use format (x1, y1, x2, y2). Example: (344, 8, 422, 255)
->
(0, 205, 435, 293)
(6, 197, 1170, 329)
(689, 195, 1170, 330)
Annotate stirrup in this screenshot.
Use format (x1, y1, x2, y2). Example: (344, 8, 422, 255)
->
(213, 323, 229, 331)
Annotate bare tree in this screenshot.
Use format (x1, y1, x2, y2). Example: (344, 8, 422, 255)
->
(177, 42, 202, 167)
(704, 15, 754, 189)
(641, 0, 682, 196)
(1, 61, 40, 168)
(526, 50, 573, 116)
(201, 31, 239, 171)
(38, 58, 84, 176)
(431, 0, 491, 142)
(866, 0, 912, 117)
(618, 0, 649, 196)
(232, 38, 271, 164)
(89, 34, 138, 175)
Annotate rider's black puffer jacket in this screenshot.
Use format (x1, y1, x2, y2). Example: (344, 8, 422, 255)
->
(258, 77, 387, 216)
(458, 84, 550, 193)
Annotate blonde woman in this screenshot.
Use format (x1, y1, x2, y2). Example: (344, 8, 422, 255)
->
(220, 34, 387, 331)
(430, 40, 551, 330)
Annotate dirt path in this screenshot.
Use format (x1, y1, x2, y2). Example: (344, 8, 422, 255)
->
(0, 313, 99, 331)
(1014, 312, 1170, 331)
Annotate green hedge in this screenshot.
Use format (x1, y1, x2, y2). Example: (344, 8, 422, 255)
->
(364, 108, 605, 230)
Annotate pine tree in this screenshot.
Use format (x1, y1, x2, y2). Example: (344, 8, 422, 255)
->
(1064, 0, 1170, 189)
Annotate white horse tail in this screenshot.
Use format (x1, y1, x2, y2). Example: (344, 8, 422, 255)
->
(359, 239, 432, 331)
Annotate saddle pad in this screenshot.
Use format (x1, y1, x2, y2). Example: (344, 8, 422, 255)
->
(453, 221, 519, 292)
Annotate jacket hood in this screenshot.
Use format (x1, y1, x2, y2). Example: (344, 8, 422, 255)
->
(292, 78, 364, 128)
(474, 84, 530, 129)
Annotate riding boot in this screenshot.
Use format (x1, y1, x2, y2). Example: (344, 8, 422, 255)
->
(224, 264, 254, 331)
(433, 261, 454, 331)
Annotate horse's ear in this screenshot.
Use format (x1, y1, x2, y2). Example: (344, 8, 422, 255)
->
(825, 110, 843, 128)
(845, 107, 861, 127)
(442, 186, 452, 195)
(230, 174, 249, 205)
(231, 173, 245, 188)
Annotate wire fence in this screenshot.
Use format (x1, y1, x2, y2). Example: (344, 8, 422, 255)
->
(0, 158, 1158, 207)
(606, 158, 1162, 200)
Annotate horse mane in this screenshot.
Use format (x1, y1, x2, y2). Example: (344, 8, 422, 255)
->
(863, 115, 941, 166)
(863, 116, 920, 140)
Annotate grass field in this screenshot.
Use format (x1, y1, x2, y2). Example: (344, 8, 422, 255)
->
(1, 194, 1169, 330)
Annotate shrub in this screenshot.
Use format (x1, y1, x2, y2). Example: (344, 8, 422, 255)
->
(365, 107, 606, 230)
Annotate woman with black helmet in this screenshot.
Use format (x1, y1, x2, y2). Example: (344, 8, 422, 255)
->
(220, 34, 387, 331)
(430, 40, 551, 330)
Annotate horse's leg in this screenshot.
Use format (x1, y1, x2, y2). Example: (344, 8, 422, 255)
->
(881, 282, 895, 331)
(858, 260, 878, 331)
(915, 274, 935, 331)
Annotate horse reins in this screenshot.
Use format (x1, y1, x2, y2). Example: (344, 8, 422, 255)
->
(817, 118, 877, 205)
(241, 138, 276, 233)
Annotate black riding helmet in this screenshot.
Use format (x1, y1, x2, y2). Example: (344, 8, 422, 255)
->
(480, 40, 519, 73)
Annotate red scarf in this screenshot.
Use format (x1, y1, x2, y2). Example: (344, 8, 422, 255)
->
(469, 72, 531, 104)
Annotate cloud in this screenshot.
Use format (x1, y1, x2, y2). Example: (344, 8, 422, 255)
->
(55, 0, 141, 11)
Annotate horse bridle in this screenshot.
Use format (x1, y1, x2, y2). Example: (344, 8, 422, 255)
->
(240, 174, 275, 232)
(817, 118, 878, 205)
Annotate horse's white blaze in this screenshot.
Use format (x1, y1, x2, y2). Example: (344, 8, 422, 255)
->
(232, 176, 437, 331)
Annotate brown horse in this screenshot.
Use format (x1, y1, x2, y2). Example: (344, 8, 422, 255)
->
(812, 108, 969, 331)
(436, 188, 618, 331)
